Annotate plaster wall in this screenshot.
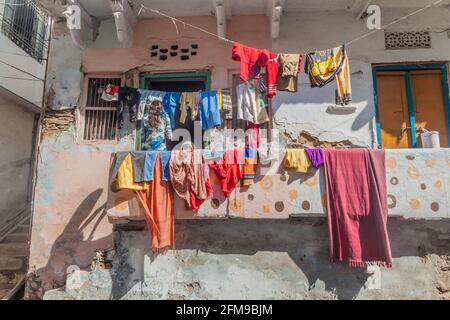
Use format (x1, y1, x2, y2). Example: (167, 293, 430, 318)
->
(272, 8, 450, 148)
(27, 16, 270, 298)
(0, 95, 36, 225)
(44, 219, 450, 300)
(0, 5, 47, 106)
(28, 9, 450, 299)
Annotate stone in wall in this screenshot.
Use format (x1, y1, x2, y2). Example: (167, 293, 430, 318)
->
(41, 107, 76, 138)
(282, 130, 361, 148)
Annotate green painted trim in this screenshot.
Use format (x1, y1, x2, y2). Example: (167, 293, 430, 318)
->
(141, 71, 211, 90)
(405, 72, 418, 148)
(440, 65, 450, 148)
(136, 71, 211, 150)
(371, 69, 382, 148)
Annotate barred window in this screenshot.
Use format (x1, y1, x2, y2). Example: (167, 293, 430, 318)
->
(82, 77, 121, 141)
(0, 0, 48, 62)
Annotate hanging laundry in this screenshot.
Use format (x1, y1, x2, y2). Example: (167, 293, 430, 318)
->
(305, 148, 324, 169)
(242, 147, 257, 187)
(258, 141, 282, 164)
(123, 69, 137, 87)
(199, 91, 222, 130)
(217, 89, 223, 112)
(115, 153, 149, 191)
(202, 149, 225, 161)
(189, 165, 213, 213)
(208, 149, 243, 198)
(172, 101, 196, 150)
(119, 87, 141, 124)
(144, 150, 171, 182)
(242, 123, 261, 186)
(266, 52, 279, 98)
(232, 42, 270, 81)
(236, 80, 270, 124)
(101, 84, 120, 102)
(277, 53, 303, 93)
(163, 92, 182, 129)
(137, 89, 165, 121)
(204, 127, 225, 151)
(220, 88, 233, 120)
(304, 45, 352, 105)
(110, 152, 131, 192)
(135, 153, 174, 253)
(141, 100, 172, 151)
(179, 92, 199, 124)
(258, 77, 267, 94)
(283, 149, 312, 173)
(170, 148, 210, 209)
(323, 149, 392, 268)
(130, 152, 147, 183)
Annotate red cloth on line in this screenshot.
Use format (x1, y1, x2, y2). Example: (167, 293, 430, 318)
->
(189, 175, 213, 213)
(208, 149, 242, 198)
(266, 52, 279, 98)
(323, 149, 392, 268)
(232, 42, 269, 82)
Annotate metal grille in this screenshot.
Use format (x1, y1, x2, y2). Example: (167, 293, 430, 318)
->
(0, 0, 49, 62)
(384, 31, 431, 50)
(83, 77, 121, 141)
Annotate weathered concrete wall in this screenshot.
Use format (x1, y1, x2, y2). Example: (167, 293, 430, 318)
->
(81, 15, 271, 89)
(44, 218, 450, 300)
(29, 8, 450, 299)
(272, 7, 450, 148)
(27, 17, 271, 299)
(0, 95, 36, 226)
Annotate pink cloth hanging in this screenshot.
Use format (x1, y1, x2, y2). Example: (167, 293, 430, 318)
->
(323, 149, 393, 268)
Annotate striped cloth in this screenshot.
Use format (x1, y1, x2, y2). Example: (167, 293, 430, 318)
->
(221, 88, 233, 120)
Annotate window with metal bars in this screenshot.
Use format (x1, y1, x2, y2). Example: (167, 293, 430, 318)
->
(82, 77, 121, 141)
(0, 0, 48, 63)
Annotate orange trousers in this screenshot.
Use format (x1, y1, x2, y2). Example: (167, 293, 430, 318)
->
(135, 153, 174, 252)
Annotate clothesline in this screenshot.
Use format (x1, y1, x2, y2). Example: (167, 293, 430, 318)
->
(111, 147, 393, 267)
(134, 0, 443, 51)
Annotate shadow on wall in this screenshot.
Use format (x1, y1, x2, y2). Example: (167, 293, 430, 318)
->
(351, 102, 376, 146)
(109, 218, 450, 300)
(26, 189, 113, 299)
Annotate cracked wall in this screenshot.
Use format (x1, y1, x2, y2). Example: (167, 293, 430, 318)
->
(27, 16, 272, 299)
(272, 8, 450, 148)
(28, 8, 450, 300)
(44, 219, 450, 300)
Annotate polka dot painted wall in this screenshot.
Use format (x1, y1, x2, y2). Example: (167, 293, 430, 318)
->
(107, 149, 450, 221)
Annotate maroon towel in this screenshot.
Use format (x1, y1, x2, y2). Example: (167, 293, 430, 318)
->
(323, 149, 392, 268)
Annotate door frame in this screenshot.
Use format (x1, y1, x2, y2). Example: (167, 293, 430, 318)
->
(139, 71, 211, 91)
(372, 63, 450, 148)
(136, 71, 212, 150)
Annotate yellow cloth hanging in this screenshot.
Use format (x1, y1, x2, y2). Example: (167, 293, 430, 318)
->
(311, 54, 337, 77)
(116, 154, 149, 190)
(217, 88, 223, 112)
(335, 48, 352, 105)
(179, 92, 199, 124)
(283, 149, 312, 173)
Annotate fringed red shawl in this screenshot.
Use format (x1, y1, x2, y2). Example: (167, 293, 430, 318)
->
(323, 149, 393, 268)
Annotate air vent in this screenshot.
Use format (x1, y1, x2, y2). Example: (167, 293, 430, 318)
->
(384, 31, 431, 49)
(150, 43, 200, 60)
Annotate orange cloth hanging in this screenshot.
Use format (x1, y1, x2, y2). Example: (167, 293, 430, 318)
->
(135, 153, 174, 253)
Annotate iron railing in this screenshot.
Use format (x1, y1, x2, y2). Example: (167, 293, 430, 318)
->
(83, 77, 121, 141)
(0, 0, 49, 63)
